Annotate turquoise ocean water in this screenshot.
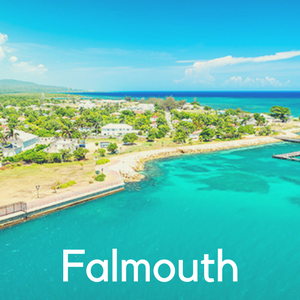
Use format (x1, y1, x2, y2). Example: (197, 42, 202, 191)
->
(1, 142, 300, 299)
(78, 91, 300, 116)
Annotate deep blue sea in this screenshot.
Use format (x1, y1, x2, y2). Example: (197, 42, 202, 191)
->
(77, 91, 300, 116)
(1, 142, 300, 299)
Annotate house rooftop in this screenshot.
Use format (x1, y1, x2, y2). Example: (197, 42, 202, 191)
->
(102, 123, 132, 129)
(14, 130, 38, 142)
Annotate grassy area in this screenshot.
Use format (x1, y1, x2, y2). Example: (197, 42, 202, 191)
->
(0, 150, 114, 206)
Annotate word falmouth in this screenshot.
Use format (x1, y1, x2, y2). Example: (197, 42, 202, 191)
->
(63, 249, 238, 283)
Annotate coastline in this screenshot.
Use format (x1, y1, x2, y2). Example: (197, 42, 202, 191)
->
(0, 134, 293, 229)
(118, 136, 282, 182)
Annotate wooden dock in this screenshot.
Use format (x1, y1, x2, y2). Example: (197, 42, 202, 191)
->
(274, 136, 300, 143)
(272, 151, 300, 162)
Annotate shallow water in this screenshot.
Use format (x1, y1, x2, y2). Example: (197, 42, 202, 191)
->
(1, 143, 300, 299)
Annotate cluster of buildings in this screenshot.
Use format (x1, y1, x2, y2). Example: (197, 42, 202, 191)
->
(120, 103, 155, 113)
(1, 131, 85, 158)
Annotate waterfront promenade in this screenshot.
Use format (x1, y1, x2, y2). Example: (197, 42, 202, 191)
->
(1, 132, 299, 228)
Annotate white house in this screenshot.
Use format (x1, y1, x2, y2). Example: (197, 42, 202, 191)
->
(245, 118, 257, 126)
(101, 123, 134, 136)
(137, 103, 155, 112)
(79, 100, 96, 109)
(183, 104, 194, 110)
(261, 113, 275, 124)
(150, 115, 159, 122)
(189, 130, 202, 140)
(182, 118, 193, 123)
(2, 130, 38, 157)
(43, 138, 80, 154)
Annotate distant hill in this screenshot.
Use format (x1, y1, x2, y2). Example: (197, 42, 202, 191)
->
(0, 79, 68, 94)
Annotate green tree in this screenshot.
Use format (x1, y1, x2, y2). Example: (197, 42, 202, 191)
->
(122, 133, 138, 144)
(253, 113, 266, 125)
(73, 147, 89, 160)
(173, 128, 188, 143)
(147, 129, 157, 141)
(270, 106, 291, 122)
(199, 127, 215, 141)
(96, 148, 106, 157)
(59, 149, 73, 162)
(107, 142, 118, 154)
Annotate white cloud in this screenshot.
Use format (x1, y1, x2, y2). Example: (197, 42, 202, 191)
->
(0, 32, 48, 75)
(9, 56, 18, 63)
(0, 47, 5, 61)
(224, 76, 291, 88)
(0, 33, 8, 45)
(179, 51, 300, 83)
(0, 33, 8, 61)
(12, 61, 48, 74)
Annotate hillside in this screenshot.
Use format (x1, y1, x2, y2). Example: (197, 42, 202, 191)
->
(0, 79, 68, 94)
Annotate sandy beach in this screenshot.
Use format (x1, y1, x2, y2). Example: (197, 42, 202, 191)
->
(114, 136, 284, 182)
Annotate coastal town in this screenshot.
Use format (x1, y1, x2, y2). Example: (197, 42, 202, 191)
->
(0, 93, 299, 226)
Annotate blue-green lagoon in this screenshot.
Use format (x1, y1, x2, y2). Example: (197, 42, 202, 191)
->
(1, 142, 300, 299)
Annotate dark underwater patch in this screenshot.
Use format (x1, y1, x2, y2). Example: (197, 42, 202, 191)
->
(197, 172, 270, 194)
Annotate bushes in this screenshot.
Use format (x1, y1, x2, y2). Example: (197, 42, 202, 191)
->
(95, 173, 106, 182)
(58, 180, 76, 189)
(3, 146, 48, 164)
(96, 158, 110, 165)
(95, 148, 106, 157)
(73, 147, 89, 160)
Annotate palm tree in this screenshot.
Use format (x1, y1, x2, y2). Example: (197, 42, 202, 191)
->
(5, 129, 19, 141)
(241, 116, 251, 125)
(81, 131, 89, 141)
(91, 116, 102, 134)
(0, 131, 7, 144)
(61, 123, 74, 138)
(59, 149, 72, 162)
(52, 181, 61, 193)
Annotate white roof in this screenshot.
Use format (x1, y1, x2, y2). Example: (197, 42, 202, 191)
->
(14, 130, 38, 142)
(102, 123, 133, 129)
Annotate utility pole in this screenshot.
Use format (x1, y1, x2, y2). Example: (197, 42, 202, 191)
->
(68, 85, 71, 102)
(41, 93, 44, 108)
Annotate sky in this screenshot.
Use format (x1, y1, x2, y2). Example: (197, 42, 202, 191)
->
(0, 0, 299, 91)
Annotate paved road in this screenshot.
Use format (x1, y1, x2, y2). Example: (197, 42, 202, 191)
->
(165, 111, 174, 131)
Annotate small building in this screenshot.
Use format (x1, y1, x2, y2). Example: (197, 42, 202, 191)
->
(111, 112, 121, 117)
(79, 100, 96, 109)
(172, 119, 180, 124)
(2, 130, 38, 157)
(150, 121, 157, 128)
(150, 115, 159, 122)
(182, 118, 193, 123)
(245, 118, 257, 126)
(134, 110, 144, 115)
(43, 139, 80, 154)
(137, 103, 155, 112)
(101, 123, 134, 136)
(100, 142, 110, 148)
(189, 130, 202, 140)
(38, 137, 56, 145)
(17, 116, 26, 122)
(208, 125, 216, 129)
(261, 113, 275, 124)
(183, 104, 194, 110)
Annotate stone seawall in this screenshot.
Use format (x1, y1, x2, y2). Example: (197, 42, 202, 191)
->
(119, 137, 281, 182)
